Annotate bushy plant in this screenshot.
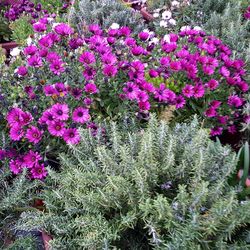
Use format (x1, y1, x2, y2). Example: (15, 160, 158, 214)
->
(68, 0, 145, 33)
(14, 117, 250, 249)
(0, 18, 249, 178)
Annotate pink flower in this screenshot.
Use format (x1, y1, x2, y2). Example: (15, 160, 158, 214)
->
(54, 23, 74, 36)
(31, 163, 47, 179)
(204, 107, 217, 117)
(138, 101, 151, 111)
(17, 66, 28, 76)
(10, 159, 22, 174)
(44, 85, 57, 96)
(209, 100, 221, 109)
(220, 66, 230, 77)
(79, 51, 96, 65)
(206, 79, 219, 90)
(227, 95, 243, 108)
(193, 85, 205, 99)
(7, 108, 23, 126)
(118, 26, 131, 37)
(175, 95, 186, 109)
(72, 107, 90, 124)
(103, 65, 118, 77)
(9, 126, 24, 141)
(63, 128, 81, 144)
(26, 126, 43, 144)
(83, 67, 96, 80)
(50, 61, 65, 75)
(210, 127, 223, 136)
(39, 35, 53, 48)
(48, 120, 66, 136)
(46, 52, 61, 63)
(154, 84, 176, 103)
(39, 109, 54, 125)
(23, 150, 42, 168)
(24, 45, 37, 56)
(28, 55, 42, 67)
(84, 83, 98, 94)
(101, 53, 117, 65)
(51, 103, 69, 121)
(170, 61, 182, 71)
(160, 57, 171, 66)
(33, 22, 47, 32)
(123, 82, 140, 100)
(139, 31, 150, 41)
(55, 82, 68, 97)
(182, 85, 194, 98)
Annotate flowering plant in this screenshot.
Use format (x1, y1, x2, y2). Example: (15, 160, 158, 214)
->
(0, 18, 249, 178)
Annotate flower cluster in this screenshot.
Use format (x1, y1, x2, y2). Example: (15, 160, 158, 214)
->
(244, 6, 250, 20)
(1, 19, 249, 177)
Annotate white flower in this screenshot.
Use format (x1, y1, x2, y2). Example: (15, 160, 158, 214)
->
(163, 34, 171, 43)
(193, 26, 203, 31)
(110, 23, 120, 29)
(162, 10, 172, 20)
(153, 13, 160, 18)
(150, 37, 159, 45)
(171, 0, 180, 7)
(169, 18, 177, 25)
(10, 47, 21, 57)
(160, 20, 168, 27)
(180, 25, 191, 31)
(27, 37, 32, 45)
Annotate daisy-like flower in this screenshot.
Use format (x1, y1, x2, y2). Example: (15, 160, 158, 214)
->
(63, 128, 81, 144)
(51, 103, 69, 121)
(204, 107, 217, 117)
(79, 51, 96, 65)
(54, 23, 74, 36)
(28, 55, 43, 67)
(123, 82, 140, 100)
(228, 95, 243, 107)
(210, 127, 223, 136)
(26, 126, 43, 144)
(10, 159, 22, 174)
(9, 126, 24, 141)
(24, 45, 37, 56)
(39, 109, 54, 125)
(72, 107, 90, 124)
(84, 83, 99, 94)
(23, 150, 42, 168)
(6, 108, 24, 126)
(83, 67, 96, 80)
(206, 79, 219, 90)
(193, 85, 205, 99)
(33, 22, 47, 32)
(48, 120, 66, 136)
(103, 65, 118, 77)
(50, 60, 65, 75)
(175, 95, 186, 109)
(31, 163, 47, 179)
(17, 66, 28, 76)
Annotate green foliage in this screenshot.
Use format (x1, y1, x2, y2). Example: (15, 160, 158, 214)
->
(10, 15, 33, 45)
(68, 0, 145, 34)
(15, 117, 250, 249)
(0, 15, 12, 42)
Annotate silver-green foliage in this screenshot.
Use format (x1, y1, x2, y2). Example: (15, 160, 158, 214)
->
(68, 0, 145, 34)
(16, 117, 250, 249)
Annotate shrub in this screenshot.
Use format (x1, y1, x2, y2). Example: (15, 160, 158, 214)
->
(0, 18, 248, 178)
(14, 117, 250, 249)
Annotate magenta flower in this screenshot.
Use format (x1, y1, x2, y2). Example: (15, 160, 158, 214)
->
(220, 66, 230, 77)
(46, 52, 61, 63)
(84, 83, 98, 94)
(210, 127, 223, 136)
(206, 79, 219, 90)
(193, 85, 205, 99)
(26, 126, 43, 144)
(204, 107, 217, 117)
(17, 66, 28, 76)
(149, 69, 159, 78)
(182, 85, 194, 98)
(50, 61, 65, 75)
(79, 51, 96, 65)
(55, 82, 68, 97)
(83, 67, 96, 80)
(162, 42, 177, 53)
(175, 95, 186, 109)
(123, 82, 140, 100)
(160, 57, 171, 66)
(9, 126, 24, 141)
(101, 53, 117, 65)
(72, 107, 90, 124)
(24, 45, 37, 56)
(228, 95, 243, 107)
(10, 159, 22, 174)
(20, 112, 33, 126)
(54, 23, 74, 36)
(23, 150, 42, 168)
(39, 35, 53, 48)
(71, 88, 83, 100)
(51, 103, 69, 121)
(118, 26, 131, 37)
(131, 46, 145, 56)
(139, 31, 150, 41)
(39, 109, 54, 125)
(6, 108, 23, 126)
(136, 91, 149, 103)
(217, 116, 228, 125)
(31, 163, 47, 179)
(63, 128, 81, 144)
(89, 24, 102, 35)
(44, 85, 57, 96)
(84, 97, 93, 106)
(28, 55, 43, 67)
(154, 84, 176, 102)
(33, 22, 47, 32)
(228, 125, 237, 134)
(138, 101, 151, 111)
(103, 65, 118, 77)
(170, 61, 182, 71)
(209, 100, 221, 109)
(48, 120, 66, 136)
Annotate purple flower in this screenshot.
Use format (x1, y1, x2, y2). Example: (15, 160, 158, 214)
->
(138, 101, 151, 111)
(24, 45, 37, 56)
(101, 53, 117, 65)
(206, 79, 219, 90)
(182, 85, 194, 98)
(50, 61, 65, 75)
(131, 46, 145, 56)
(23, 150, 42, 168)
(210, 127, 223, 136)
(118, 26, 131, 37)
(31, 163, 47, 179)
(48, 120, 66, 137)
(10, 159, 22, 174)
(63, 128, 81, 145)
(39, 35, 53, 48)
(72, 107, 90, 124)
(154, 84, 176, 102)
(28, 55, 42, 67)
(123, 82, 140, 100)
(89, 24, 102, 35)
(204, 107, 217, 117)
(51, 103, 69, 121)
(33, 22, 47, 32)
(26, 126, 43, 144)
(54, 23, 74, 36)
(9, 126, 24, 141)
(103, 65, 118, 77)
(139, 31, 150, 41)
(220, 66, 230, 77)
(17, 66, 28, 76)
(175, 95, 186, 109)
(227, 95, 243, 107)
(193, 85, 205, 99)
(71, 88, 83, 100)
(79, 51, 96, 65)
(83, 67, 96, 80)
(84, 83, 98, 94)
